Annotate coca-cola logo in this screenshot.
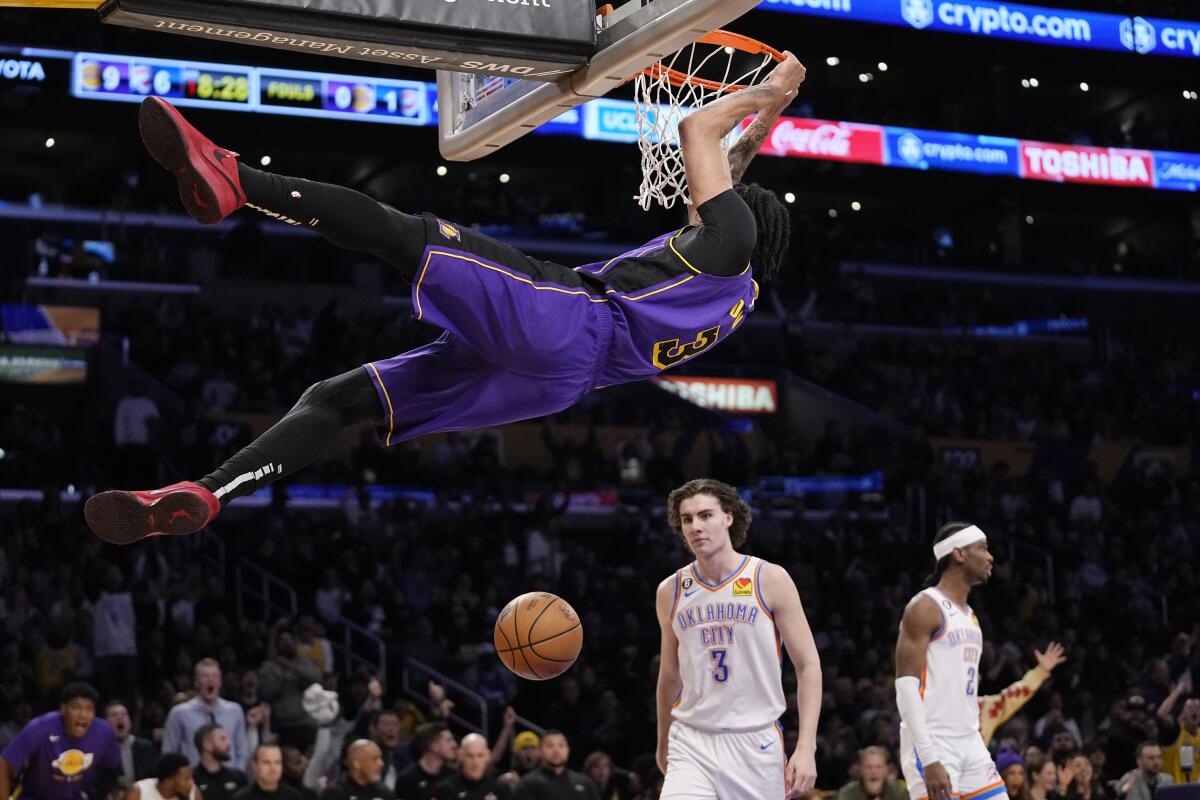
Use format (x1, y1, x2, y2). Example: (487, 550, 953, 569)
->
(769, 120, 854, 157)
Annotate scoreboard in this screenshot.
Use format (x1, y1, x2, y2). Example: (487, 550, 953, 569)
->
(72, 52, 429, 125)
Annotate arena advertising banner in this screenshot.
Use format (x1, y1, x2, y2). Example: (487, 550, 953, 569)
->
(756, 0, 1200, 59)
(1153, 151, 1200, 192)
(1018, 141, 1155, 188)
(98, 0, 594, 79)
(756, 118, 887, 165)
(0, 345, 88, 384)
(48, 46, 1200, 193)
(884, 127, 1020, 177)
(0, 305, 101, 347)
(653, 376, 780, 414)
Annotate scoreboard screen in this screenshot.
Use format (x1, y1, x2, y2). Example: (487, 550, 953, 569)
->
(257, 67, 427, 125)
(72, 52, 428, 125)
(74, 53, 253, 109)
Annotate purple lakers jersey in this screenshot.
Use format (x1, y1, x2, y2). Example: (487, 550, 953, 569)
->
(366, 220, 759, 446)
(577, 229, 759, 386)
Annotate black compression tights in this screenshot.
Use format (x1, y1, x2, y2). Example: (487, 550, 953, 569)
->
(194, 166, 426, 506)
(235, 163, 426, 278)
(196, 368, 384, 506)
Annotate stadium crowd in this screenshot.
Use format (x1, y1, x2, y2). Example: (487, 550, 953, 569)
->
(1, 421, 1198, 800)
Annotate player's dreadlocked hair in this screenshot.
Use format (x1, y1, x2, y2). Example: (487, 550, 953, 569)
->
(734, 182, 790, 282)
(922, 521, 974, 587)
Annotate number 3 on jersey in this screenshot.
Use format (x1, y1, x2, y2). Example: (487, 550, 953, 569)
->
(710, 648, 730, 683)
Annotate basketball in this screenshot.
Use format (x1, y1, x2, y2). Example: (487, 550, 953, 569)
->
(493, 592, 583, 681)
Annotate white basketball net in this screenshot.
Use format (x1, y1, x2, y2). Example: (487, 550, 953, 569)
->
(633, 39, 777, 210)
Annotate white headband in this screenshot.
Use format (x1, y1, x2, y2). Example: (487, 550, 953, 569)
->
(933, 525, 986, 561)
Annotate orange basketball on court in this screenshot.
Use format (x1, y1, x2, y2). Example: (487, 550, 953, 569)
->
(494, 592, 582, 680)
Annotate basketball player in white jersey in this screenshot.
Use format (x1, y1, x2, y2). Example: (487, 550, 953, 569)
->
(655, 478, 821, 799)
(124, 753, 200, 800)
(895, 522, 1005, 800)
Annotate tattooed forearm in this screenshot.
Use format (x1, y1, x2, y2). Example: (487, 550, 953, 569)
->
(728, 111, 779, 184)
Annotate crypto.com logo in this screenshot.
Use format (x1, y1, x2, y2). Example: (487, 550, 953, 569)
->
(902, 0, 935, 29)
(1119, 16, 1156, 54)
(897, 132, 924, 164)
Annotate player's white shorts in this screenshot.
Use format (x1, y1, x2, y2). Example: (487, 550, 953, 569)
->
(899, 729, 1008, 800)
(661, 720, 786, 800)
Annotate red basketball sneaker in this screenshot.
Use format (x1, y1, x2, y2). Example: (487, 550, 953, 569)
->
(84, 481, 221, 545)
(138, 96, 246, 225)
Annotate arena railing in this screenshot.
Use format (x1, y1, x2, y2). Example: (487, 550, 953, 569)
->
(326, 612, 387, 691)
(234, 556, 298, 622)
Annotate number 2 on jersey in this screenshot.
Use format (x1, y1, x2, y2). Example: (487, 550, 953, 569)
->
(966, 666, 976, 696)
(710, 648, 730, 683)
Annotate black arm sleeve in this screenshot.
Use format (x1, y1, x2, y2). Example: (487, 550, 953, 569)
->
(671, 188, 756, 277)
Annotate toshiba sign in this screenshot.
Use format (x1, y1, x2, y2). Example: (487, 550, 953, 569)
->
(1019, 142, 1154, 187)
(653, 377, 779, 414)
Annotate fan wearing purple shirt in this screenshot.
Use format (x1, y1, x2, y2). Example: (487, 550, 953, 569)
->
(83, 53, 807, 547)
(0, 683, 122, 800)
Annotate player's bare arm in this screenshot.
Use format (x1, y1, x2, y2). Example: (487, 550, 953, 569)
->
(679, 51, 806, 211)
(727, 93, 791, 186)
(685, 85, 794, 226)
(655, 574, 684, 775)
(761, 563, 821, 798)
(895, 595, 953, 800)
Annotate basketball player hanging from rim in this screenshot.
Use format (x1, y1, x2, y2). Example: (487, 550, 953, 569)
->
(82, 53, 807, 544)
(895, 523, 1008, 800)
(655, 479, 821, 800)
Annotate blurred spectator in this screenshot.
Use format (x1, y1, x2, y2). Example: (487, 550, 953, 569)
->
(114, 383, 160, 448)
(1036, 696, 1083, 752)
(983, 643, 1067, 746)
(433, 734, 512, 800)
(105, 701, 158, 788)
(193, 723, 248, 800)
(112, 382, 160, 484)
(282, 747, 316, 800)
(34, 624, 92, 700)
(1102, 699, 1158, 778)
(294, 618, 335, 684)
(123, 752, 194, 800)
(1115, 742, 1173, 800)
(511, 733, 542, 778)
(835, 746, 907, 800)
(233, 745, 304, 800)
(1028, 758, 1061, 800)
(582, 751, 632, 800)
(0, 700, 34, 752)
(514, 731, 599, 800)
(94, 565, 139, 708)
(258, 621, 321, 750)
(1061, 752, 1109, 800)
(1154, 687, 1199, 784)
(395, 723, 457, 800)
(163, 659, 249, 770)
(302, 684, 355, 792)
(0, 683, 121, 800)
(370, 709, 413, 790)
(318, 740, 395, 800)
(998, 748, 1029, 800)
